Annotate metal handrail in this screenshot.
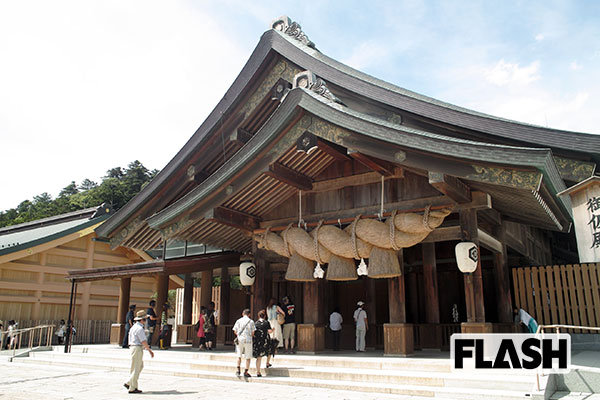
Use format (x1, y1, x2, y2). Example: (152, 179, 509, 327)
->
(534, 323, 599, 391)
(1, 324, 55, 358)
(536, 324, 600, 333)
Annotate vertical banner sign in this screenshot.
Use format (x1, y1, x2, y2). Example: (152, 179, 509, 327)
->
(558, 177, 600, 263)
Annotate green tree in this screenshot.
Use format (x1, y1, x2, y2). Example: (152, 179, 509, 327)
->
(59, 181, 79, 197)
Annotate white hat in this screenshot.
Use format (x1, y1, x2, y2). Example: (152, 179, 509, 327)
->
(357, 301, 365, 306)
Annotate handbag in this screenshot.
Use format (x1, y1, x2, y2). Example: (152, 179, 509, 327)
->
(276, 313, 285, 325)
(234, 319, 252, 346)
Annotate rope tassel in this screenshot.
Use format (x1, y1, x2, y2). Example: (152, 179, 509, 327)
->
(313, 262, 325, 279)
(357, 258, 368, 276)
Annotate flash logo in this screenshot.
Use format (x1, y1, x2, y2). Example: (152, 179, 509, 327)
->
(451, 334, 570, 373)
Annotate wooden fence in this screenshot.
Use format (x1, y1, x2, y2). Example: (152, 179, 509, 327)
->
(512, 263, 600, 333)
(9, 320, 113, 345)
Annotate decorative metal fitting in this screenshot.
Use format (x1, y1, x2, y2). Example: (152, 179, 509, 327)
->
(271, 16, 316, 49)
(293, 71, 343, 104)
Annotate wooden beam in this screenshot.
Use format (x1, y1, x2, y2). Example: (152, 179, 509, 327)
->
(421, 226, 461, 243)
(428, 172, 471, 203)
(477, 228, 503, 254)
(264, 162, 313, 191)
(186, 164, 210, 184)
(259, 192, 491, 229)
(317, 137, 351, 161)
(230, 128, 253, 147)
(205, 206, 260, 232)
(479, 208, 502, 227)
(311, 171, 403, 193)
(348, 150, 395, 176)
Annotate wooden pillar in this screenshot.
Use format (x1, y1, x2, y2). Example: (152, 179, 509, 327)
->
(110, 277, 131, 345)
(385, 250, 413, 356)
(78, 236, 95, 320)
(117, 277, 132, 324)
(494, 223, 513, 323)
(154, 274, 169, 345)
(200, 270, 212, 309)
(460, 209, 491, 333)
(252, 251, 267, 318)
(422, 243, 440, 323)
(298, 280, 325, 353)
(219, 267, 230, 325)
(182, 274, 193, 325)
(32, 252, 46, 320)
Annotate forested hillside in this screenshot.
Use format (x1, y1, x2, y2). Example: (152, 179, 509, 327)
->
(0, 161, 158, 228)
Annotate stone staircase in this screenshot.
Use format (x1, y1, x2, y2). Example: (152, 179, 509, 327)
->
(12, 345, 539, 399)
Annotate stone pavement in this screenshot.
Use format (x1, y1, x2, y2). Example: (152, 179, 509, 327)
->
(0, 361, 417, 400)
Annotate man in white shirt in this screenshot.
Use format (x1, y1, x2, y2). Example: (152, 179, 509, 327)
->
(124, 310, 154, 394)
(329, 307, 343, 351)
(232, 308, 255, 377)
(353, 301, 368, 352)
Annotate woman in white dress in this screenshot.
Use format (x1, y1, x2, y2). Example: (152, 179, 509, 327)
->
(266, 298, 284, 356)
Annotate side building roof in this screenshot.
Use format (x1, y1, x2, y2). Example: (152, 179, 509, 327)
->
(0, 204, 112, 257)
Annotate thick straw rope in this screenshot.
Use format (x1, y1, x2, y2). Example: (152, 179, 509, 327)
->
(389, 210, 400, 251)
(314, 220, 324, 264)
(422, 205, 433, 232)
(351, 215, 361, 260)
(262, 227, 271, 251)
(282, 223, 293, 257)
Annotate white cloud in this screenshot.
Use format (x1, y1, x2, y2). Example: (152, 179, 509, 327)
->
(570, 61, 582, 70)
(0, 1, 245, 210)
(342, 41, 391, 71)
(484, 60, 540, 87)
(535, 34, 545, 41)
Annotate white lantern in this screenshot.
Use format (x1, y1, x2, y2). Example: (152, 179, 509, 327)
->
(239, 262, 256, 286)
(455, 242, 479, 273)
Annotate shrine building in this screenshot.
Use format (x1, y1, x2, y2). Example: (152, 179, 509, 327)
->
(69, 16, 599, 355)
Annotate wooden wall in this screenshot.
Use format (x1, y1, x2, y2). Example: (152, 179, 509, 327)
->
(0, 232, 155, 322)
(262, 161, 441, 221)
(512, 263, 600, 333)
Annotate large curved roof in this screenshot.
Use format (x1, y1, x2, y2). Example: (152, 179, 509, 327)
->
(97, 20, 595, 243)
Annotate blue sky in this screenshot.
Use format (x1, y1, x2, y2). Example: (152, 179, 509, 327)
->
(0, 1, 599, 211)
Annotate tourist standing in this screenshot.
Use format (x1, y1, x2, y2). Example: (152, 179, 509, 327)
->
(232, 308, 255, 377)
(266, 298, 284, 350)
(7, 320, 17, 350)
(123, 310, 154, 394)
(253, 309, 274, 377)
(158, 303, 171, 350)
(329, 307, 343, 351)
(281, 296, 296, 353)
(196, 307, 206, 350)
(353, 301, 368, 352)
(205, 302, 216, 350)
(55, 320, 66, 345)
(145, 300, 158, 347)
(122, 305, 136, 348)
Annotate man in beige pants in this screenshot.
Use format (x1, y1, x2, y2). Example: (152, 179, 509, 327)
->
(124, 310, 154, 394)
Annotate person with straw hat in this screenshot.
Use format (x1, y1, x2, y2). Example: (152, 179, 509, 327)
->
(353, 301, 368, 352)
(123, 309, 154, 394)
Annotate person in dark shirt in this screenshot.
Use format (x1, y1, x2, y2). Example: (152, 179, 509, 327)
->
(122, 304, 136, 348)
(281, 295, 296, 353)
(205, 301, 216, 350)
(145, 300, 157, 347)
